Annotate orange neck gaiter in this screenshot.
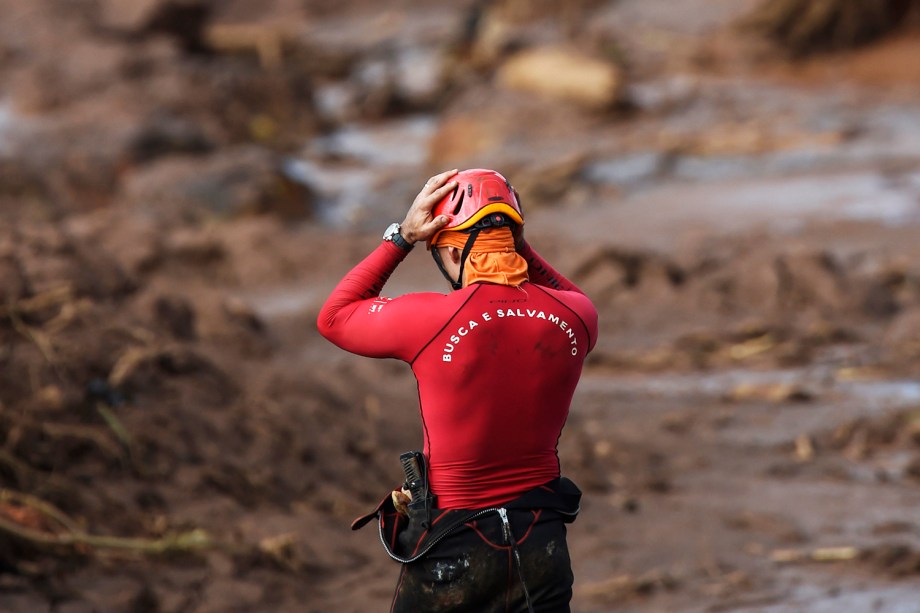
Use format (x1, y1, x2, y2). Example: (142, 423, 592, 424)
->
(434, 227, 529, 287)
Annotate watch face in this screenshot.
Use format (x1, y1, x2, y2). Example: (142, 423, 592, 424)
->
(383, 222, 400, 240)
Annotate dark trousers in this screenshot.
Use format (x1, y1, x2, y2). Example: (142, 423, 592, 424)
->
(390, 508, 573, 613)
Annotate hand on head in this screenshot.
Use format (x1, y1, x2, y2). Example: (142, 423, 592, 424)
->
(400, 169, 459, 245)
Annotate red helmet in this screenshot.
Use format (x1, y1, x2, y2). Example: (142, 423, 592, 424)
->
(428, 168, 524, 248)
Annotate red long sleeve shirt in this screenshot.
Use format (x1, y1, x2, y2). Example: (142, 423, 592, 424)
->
(317, 240, 598, 509)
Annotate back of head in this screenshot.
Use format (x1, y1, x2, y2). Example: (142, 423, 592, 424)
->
(428, 169, 527, 289)
(427, 169, 524, 249)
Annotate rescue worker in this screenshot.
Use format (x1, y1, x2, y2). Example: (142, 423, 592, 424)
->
(317, 168, 598, 612)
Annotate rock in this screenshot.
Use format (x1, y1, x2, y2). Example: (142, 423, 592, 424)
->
(861, 267, 906, 319)
(581, 570, 679, 605)
(302, 52, 420, 124)
(164, 229, 226, 265)
(496, 45, 625, 109)
(861, 542, 920, 577)
(1, 119, 135, 216)
(512, 154, 585, 209)
(108, 345, 235, 404)
(9, 37, 131, 114)
(572, 248, 629, 304)
(742, 0, 914, 58)
(0, 254, 27, 305)
(774, 250, 848, 315)
(177, 60, 319, 146)
(98, 0, 213, 53)
(713, 253, 780, 314)
(127, 113, 215, 165)
(12, 222, 133, 300)
(460, 3, 519, 69)
(883, 307, 920, 362)
(153, 294, 198, 340)
(97, 0, 171, 32)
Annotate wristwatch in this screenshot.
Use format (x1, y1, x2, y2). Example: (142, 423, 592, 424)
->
(383, 222, 414, 251)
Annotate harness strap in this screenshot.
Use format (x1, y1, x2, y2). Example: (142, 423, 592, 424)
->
(498, 508, 535, 613)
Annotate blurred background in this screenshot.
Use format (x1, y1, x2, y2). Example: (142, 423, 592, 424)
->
(2, 0, 920, 611)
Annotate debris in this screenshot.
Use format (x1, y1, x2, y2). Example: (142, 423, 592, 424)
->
(771, 546, 860, 563)
(794, 434, 815, 461)
(862, 543, 920, 576)
(257, 532, 301, 572)
(0, 284, 74, 320)
(729, 333, 776, 361)
(835, 366, 886, 381)
(811, 546, 860, 562)
(725, 382, 814, 403)
(204, 23, 293, 68)
(904, 456, 920, 482)
(581, 569, 680, 604)
(0, 489, 213, 554)
(122, 146, 314, 221)
(741, 0, 916, 57)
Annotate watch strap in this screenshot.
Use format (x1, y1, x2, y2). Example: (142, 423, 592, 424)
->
(386, 223, 414, 251)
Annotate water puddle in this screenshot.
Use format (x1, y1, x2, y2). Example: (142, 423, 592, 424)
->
(738, 575, 920, 613)
(291, 73, 920, 239)
(579, 368, 920, 408)
(566, 167, 920, 246)
(0, 99, 15, 153)
(582, 78, 920, 239)
(282, 159, 378, 226)
(583, 152, 665, 188)
(305, 115, 435, 167)
(717, 172, 920, 228)
(842, 378, 920, 408)
(284, 115, 437, 227)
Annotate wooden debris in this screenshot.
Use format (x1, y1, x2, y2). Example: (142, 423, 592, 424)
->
(109, 347, 159, 388)
(794, 433, 815, 461)
(811, 546, 860, 562)
(0, 284, 74, 319)
(771, 545, 860, 563)
(725, 382, 814, 403)
(581, 569, 679, 604)
(0, 488, 213, 555)
(205, 23, 294, 69)
(729, 333, 776, 361)
(257, 532, 300, 572)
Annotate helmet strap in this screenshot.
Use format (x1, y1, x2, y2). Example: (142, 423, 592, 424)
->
(431, 246, 456, 289)
(431, 228, 482, 291)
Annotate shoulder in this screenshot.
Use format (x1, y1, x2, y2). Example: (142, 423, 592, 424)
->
(386, 287, 480, 316)
(529, 282, 596, 309)
(529, 283, 598, 330)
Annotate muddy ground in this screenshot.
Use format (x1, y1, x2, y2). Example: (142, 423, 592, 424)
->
(2, 1, 920, 612)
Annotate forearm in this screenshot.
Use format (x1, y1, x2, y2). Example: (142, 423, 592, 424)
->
(316, 241, 408, 338)
(518, 240, 584, 294)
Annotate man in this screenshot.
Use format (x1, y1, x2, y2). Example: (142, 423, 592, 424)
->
(317, 168, 598, 612)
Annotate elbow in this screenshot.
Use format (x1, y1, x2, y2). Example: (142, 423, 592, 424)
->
(316, 308, 334, 340)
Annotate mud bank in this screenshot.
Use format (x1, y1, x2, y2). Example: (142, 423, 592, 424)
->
(2, 1, 920, 612)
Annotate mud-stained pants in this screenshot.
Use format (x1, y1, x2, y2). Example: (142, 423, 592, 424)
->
(390, 508, 573, 613)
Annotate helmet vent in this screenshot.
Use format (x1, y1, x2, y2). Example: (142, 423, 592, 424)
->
(451, 188, 465, 215)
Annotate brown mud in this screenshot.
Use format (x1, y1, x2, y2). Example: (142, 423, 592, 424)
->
(2, 1, 920, 611)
